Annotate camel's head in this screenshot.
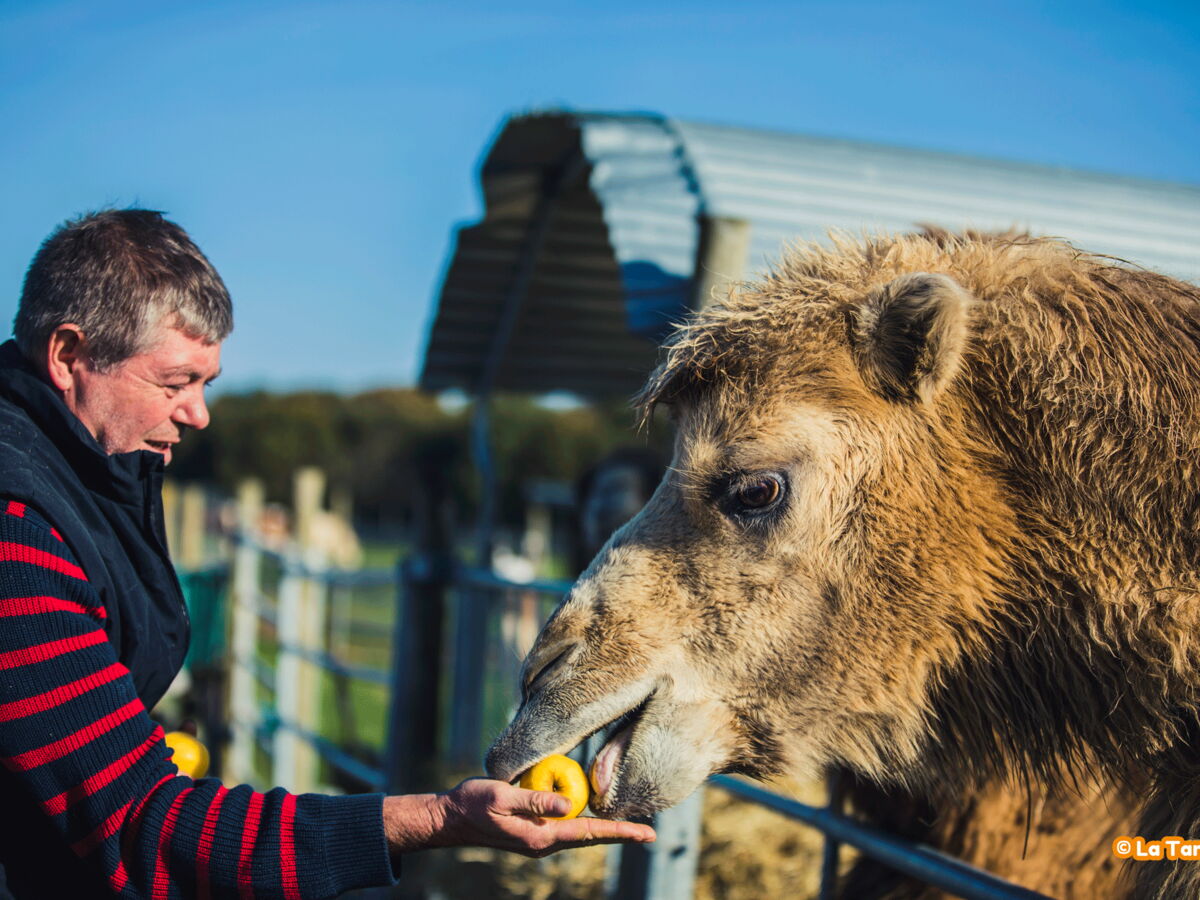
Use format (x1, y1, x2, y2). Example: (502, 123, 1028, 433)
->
(487, 259, 1018, 818)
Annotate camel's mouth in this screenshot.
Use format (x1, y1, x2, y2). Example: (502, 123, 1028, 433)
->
(587, 696, 650, 802)
(486, 680, 657, 789)
(488, 676, 725, 819)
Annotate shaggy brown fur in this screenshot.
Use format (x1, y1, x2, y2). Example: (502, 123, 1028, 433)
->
(487, 232, 1200, 898)
(838, 772, 1138, 898)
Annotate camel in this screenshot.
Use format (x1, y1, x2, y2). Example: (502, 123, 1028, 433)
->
(486, 231, 1200, 898)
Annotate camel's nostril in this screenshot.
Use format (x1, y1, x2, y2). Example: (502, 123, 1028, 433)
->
(523, 643, 576, 700)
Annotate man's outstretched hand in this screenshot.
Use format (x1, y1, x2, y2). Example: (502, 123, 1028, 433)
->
(383, 778, 656, 859)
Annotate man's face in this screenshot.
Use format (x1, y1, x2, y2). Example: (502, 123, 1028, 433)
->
(63, 326, 221, 465)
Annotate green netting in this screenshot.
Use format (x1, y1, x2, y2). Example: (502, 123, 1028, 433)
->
(180, 568, 230, 670)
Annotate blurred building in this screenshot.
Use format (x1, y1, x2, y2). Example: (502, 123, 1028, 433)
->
(420, 109, 1200, 400)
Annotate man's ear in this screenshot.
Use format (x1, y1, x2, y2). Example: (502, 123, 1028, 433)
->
(45, 325, 87, 393)
(848, 272, 974, 403)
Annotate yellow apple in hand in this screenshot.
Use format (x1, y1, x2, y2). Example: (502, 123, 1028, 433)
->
(518, 754, 590, 819)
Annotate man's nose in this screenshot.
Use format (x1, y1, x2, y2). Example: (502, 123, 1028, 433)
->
(174, 389, 211, 430)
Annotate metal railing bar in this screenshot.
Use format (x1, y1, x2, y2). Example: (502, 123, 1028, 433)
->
(253, 659, 275, 692)
(275, 641, 391, 686)
(710, 776, 1053, 900)
(228, 594, 279, 619)
(255, 726, 274, 760)
(227, 717, 264, 736)
(818, 768, 846, 900)
(453, 565, 573, 596)
(227, 532, 289, 565)
(231, 596, 280, 626)
(229, 716, 275, 748)
(238, 716, 382, 792)
(228, 532, 398, 586)
(273, 719, 387, 791)
(220, 544, 1049, 900)
(320, 569, 397, 589)
(228, 655, 277, 693)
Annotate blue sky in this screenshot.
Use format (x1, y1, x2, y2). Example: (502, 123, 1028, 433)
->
(2, 0, 1197, 393)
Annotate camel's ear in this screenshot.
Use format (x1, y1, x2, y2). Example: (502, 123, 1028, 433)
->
(848, 272, 974, 403)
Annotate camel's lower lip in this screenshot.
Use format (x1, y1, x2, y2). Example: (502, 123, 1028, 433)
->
(590, 720, 634, 797)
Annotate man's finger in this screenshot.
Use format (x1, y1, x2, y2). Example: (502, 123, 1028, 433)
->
(548, 818, 656, 844)
(514, 789, 571, 818)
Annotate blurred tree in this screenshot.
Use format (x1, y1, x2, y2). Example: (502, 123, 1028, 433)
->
(170, 389, 669, 534)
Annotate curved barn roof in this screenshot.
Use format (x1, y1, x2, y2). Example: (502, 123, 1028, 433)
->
(420, 110, 1200, 399)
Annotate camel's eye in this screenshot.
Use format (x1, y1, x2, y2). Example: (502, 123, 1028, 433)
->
(733, 474, 784, 513)
(524, 644, 573, 700)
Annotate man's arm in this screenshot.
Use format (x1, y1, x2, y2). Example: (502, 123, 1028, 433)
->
(0, 501, 651, 898)
(0, 501, 396, 898)
(382, 779, 655, 859)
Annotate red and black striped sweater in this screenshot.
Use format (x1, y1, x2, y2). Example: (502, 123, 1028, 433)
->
(0, 501, 396, 898)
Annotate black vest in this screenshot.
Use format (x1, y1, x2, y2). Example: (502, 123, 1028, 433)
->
(0, 339, 190, 899)
(0, 340, 190, 704)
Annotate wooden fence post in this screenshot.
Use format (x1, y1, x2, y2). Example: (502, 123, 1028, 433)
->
(327, 486, 354, 658)
(274, 467, 327, 792)
(383, 468, 453, 900)
(273, 564, 303, 788)
(384, 467, 452, 796)
(162, 479, 180, 560)
(228, 478, 263, 784)
(447, 586, 487, 769)
(180, 483, 207, 569)
(384, 558, 449, 796)
(523, 501, 551, 572)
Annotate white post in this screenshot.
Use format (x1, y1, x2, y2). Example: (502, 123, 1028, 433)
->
(608, 789, 705, 900)
(328, 487, 354, 656)
(523, 502, 551, 573)
(692, 215, 752, 311)
(273, 467, 327, 792)
(180, 483, 207, 569)
(273, 559, 304, 788)
(162, 479, 180, 561)
(228, 479, 263, 785)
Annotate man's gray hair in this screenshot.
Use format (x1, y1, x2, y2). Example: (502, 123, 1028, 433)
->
(15, 209, 233, 371)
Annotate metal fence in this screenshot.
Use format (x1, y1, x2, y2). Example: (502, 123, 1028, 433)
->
(209, 498, 1049, 899)
(416, 561, 1052, 900)
(225, 532, 396, 792)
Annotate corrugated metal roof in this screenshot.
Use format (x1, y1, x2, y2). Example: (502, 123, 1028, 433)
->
(420, 110, 1200, 399)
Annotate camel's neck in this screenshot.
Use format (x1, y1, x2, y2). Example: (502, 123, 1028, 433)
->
(959, 281, 1200, 582)
(945, 289, 1200, 742)
(917, 548, 1200, 803)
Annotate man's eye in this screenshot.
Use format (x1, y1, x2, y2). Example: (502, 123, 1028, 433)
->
(165, 383, 187, 393)
(733, 475, 783, 512)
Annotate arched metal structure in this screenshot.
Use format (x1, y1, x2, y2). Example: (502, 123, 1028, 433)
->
(421, 109, 1200, 399)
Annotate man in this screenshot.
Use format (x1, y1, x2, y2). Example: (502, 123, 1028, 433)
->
(0, 210, 653, 899)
